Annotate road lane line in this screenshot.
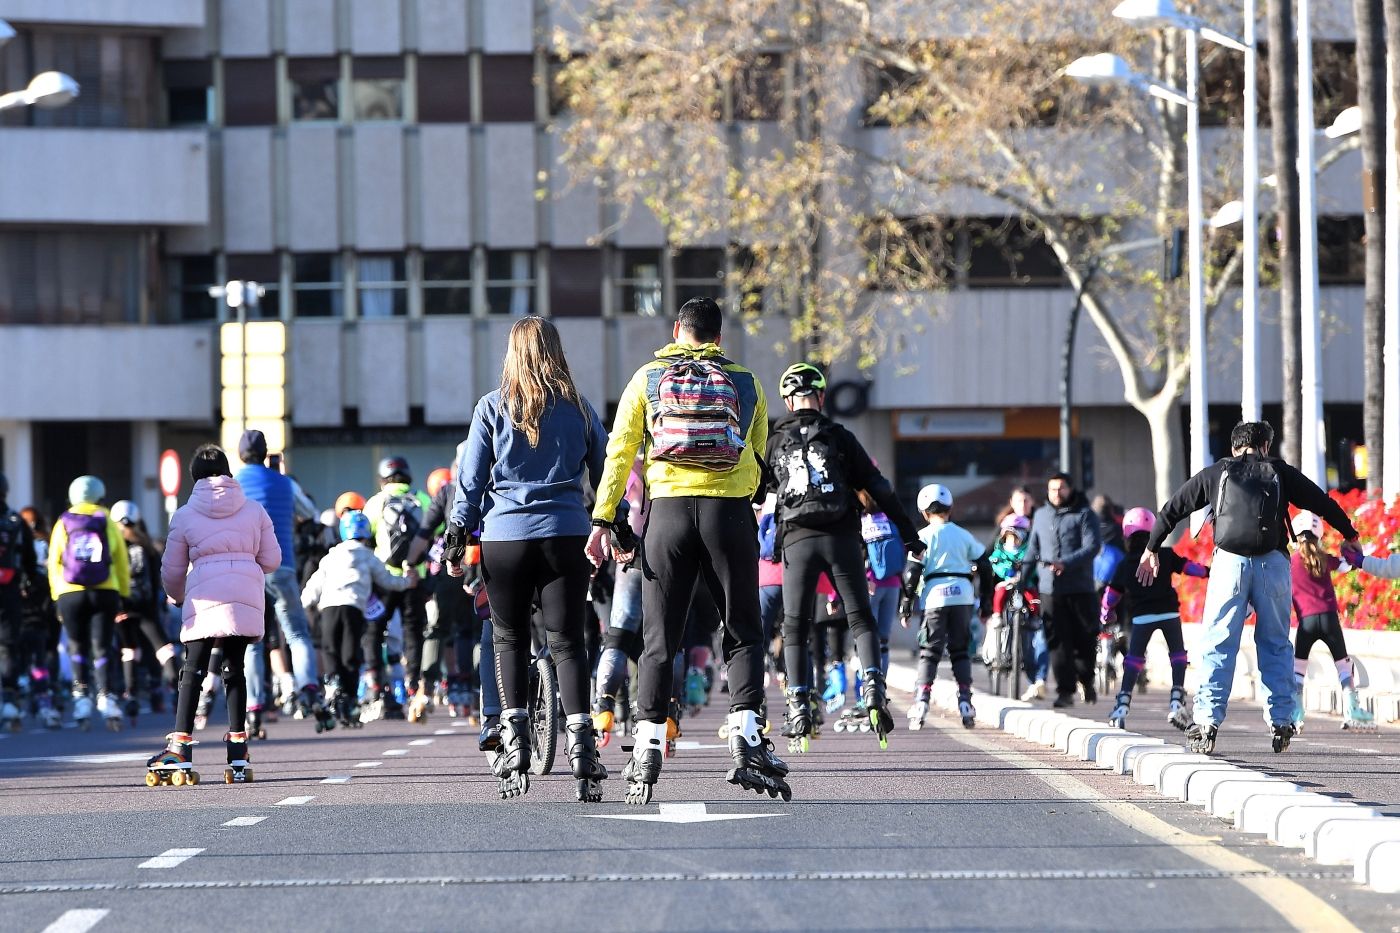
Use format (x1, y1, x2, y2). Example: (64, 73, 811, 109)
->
(452, 720, 470, 726)
(433, 729, 457, 735)
(354, 761, 382, 768)
(275, 796, 315, 806)
(320, 776, 351, 784)
(40, 909, 109, 933)
(408, 739, 434, 746)
(382, 749, 408, 756)
(222, 817, 268, 827)
(138, 848, 204, 870)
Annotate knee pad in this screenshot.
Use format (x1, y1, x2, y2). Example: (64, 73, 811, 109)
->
(1123, 655, 1146, 672)
(156, 644, 177, 666)
(92, 656, 108, 669)
(222, 666, 246, 691)
(120, 648, 138, 663)
(1168, 651, 1189, 667)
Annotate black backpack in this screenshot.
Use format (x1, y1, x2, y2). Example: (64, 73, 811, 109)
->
(1212, 457, 1283, 556)
(770, 416, 852, 529)
(377, 492, 423, 568)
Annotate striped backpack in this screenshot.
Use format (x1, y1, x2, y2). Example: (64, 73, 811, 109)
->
(650, 357, 744, 470)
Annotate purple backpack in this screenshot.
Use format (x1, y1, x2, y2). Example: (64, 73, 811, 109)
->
(60, 511, 112, 587)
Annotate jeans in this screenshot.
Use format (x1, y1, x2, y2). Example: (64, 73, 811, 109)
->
(479, 616, 500, 717)
(1026, 627, 1050, 684)
(869, 585, 899, 675)
(1195, 549, 1294, 726)
(245, 566, 317, 708)
(596, 563, 644, 705)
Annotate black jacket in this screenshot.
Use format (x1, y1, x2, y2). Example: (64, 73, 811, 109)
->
(1146, 453, 1357, 555)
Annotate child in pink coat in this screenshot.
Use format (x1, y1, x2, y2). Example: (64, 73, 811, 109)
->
(146, 445, 281, 786)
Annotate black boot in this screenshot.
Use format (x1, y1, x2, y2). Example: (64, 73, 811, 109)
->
(566, 719, 608, 803)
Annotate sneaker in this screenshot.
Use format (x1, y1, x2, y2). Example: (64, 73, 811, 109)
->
(1020, 680, 1046, 701)
(1052, 694, 1075, 709)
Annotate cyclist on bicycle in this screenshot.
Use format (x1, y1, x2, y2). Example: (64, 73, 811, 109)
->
(979, 515, 1042, 696)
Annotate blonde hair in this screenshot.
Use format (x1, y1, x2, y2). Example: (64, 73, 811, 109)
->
(500, 316, 583, 447)
(1296, 533, 1328, 579)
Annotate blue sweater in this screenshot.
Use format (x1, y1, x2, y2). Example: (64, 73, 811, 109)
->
(451, 390, 607, 541)
(235, 463, 295, 570)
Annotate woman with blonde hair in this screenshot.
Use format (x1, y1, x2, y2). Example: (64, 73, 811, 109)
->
(445, 316, 613, 801)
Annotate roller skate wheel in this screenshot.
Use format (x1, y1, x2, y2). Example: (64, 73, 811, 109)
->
(244, 768, 253, 782)
(188, 771, 200, 786)
(224, 768, 234, 784)
(717, 724, 730, 739)
(144, 772, 160, 787)
(171, 771, 185, 787)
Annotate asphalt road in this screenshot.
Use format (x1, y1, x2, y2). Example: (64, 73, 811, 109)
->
(1, 684, 1396, 933)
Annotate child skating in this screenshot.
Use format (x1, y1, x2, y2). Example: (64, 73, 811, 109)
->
(147, 445, 282, 786)
(1293, 513, 1375, 732)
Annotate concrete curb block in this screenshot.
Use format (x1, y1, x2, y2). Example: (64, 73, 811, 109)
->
(1066, 728, 1122, 761)
(1274, 805, 1379, 848)
(1356, 840, 1400, 891)
(1134, 749, 1207, 786)
(1156, 760, 1240, 801)
(1184, 768, 1261, 807)
(1313, 818, 1400, 865)
(1093, 735, 1161, 769)
(1208, 779, 1298, 821)
(1236, 793, 1345, 835)
(1050, 718, 1097, 750)
(1029, 715, 1070, 745)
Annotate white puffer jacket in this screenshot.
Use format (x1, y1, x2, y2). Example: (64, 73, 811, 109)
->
(302, 539, 410, 613)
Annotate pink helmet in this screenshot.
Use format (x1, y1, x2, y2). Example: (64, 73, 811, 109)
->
(999, 514, 1030, 535)
(1122, 507, 1155, 538)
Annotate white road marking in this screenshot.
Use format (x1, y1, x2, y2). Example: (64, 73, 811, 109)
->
(585, 802, 785, 824)
(1353, 747, 1381, 754)
(222, 816, 267, 827)
(382, 749, 408, 756)
(433, 729, 457, 735)
(40, 909, 110, 933)
(354, 761, 381, 768)
(274, 796, 315, 807)
(408, 739, 434, 746)
(452, 720, 470, 727)
(0, 752, 150, 766)
(320, 776, 351, 784)
(674, 740, 729, 750)
(138, 848, 204, 869)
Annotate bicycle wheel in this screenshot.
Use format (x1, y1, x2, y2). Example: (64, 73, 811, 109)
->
(529, 656, 558, 776)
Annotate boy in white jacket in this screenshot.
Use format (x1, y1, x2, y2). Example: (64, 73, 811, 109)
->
(303, 510, 416, 725)
(1343, 541, 1400, 580)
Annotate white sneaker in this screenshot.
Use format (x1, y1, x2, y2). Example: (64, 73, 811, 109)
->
(1020, 681, 1046, 701)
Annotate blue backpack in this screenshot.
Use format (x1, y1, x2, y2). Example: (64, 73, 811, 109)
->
(862, 513, 904, 581)
(1094, 543, 1125, 589)
(758, 512, 779, 562)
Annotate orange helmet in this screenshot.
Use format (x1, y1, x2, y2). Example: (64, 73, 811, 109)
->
(426, 467, 452, 499)
(334, 491, 366, 516)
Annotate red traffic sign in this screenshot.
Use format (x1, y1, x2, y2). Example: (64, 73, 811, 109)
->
(159, 449, 182, 498)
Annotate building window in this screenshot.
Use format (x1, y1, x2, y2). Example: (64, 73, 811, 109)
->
(358, 254, 407, 317)
(227, 254, 281, 318)
(0, 30, 158, 128)
(674, 248, 725, 305)
(481, 54, 535, 122)
(963, 217, 1066, 288)
(861, 60, 922, 128)
(164, 59, 211, 126)
(863, 216, 953, 291)
(487, 250, 534, 315)
(549, 250, 602, 317)
(290, 58, 340, 121)
(418, 55, 471, 123)
(1317, 215, 1365, 285)
(170, 255, 217, 322)
(293, 253, 343, 317)
(352, 57, 403, 121)
(731, 54, 785, 121)
(223, 59, 277, 126)
(0, 231, 142, 324)
(423, 252, 472, 315)
(1201, 41, 1357, 128)
(617, 249, 662, 316)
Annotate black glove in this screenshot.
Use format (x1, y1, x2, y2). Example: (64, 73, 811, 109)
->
(443, 523, 469, 567)
(900, 555, 924, 603)
(898, 594, 917, 624)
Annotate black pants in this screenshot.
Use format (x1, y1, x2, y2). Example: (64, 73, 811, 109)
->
(0, 584, 21, 695)
(915, 603, 974, 694)
(1120, 616, 1188, 695)
(114, 612, 177, 696)
(637, 496, 763, 722)
(1043, 591, 1098, 698)
(56, 589, 119, 695)
(481, 536, 592, 717)
(362, 586, 427, 692)
(320, 605, 366, 687)
(1296, 612, 1348, 662)
(175, 635, 253, 735)
(780, 532, 881, 693)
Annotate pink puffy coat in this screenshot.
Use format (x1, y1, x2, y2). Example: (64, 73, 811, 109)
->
(161, 476, 281, 643)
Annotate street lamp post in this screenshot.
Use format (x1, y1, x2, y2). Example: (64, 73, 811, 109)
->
(1296, 0, 1327, 485)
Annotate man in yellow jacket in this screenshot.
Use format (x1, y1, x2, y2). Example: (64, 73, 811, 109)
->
(586, 297, 790, 804)
(48, 475, 129, 729)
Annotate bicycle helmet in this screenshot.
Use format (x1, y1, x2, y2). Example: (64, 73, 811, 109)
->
(334, 491, 366, 516)
(779, 362, 828, 399)
(916, 483, 954, 513)
(69, 475, 105, 505)
(1122, 507, 1155, 538)
(426, 467, 452, 499)
(1290, 511, 1321, 539)
(999, 514, 1030, 534)
(339, 510, 372, 543)
(378, 456, 411, 483)
(111, 500, 141, 526)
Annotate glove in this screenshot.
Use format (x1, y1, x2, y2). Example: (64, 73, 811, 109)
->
(612, 521, 639, 559)
(1341, 543, 1364, 569)
(899, 555, 924, 602)
(443, 523, 469, 568)
(898, 595, 917, 629)
(904, 539, 927, 558)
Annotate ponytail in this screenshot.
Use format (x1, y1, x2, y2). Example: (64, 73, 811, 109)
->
(1297, 533, 1327, 579)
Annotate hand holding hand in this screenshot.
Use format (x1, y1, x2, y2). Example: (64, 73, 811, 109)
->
(585, 526, 612, 569)
(1341, 541, 1364, 569)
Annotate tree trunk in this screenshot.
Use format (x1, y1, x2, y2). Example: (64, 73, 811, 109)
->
(1269, 0, 1303, 464)
(1140, 390, 1188, 509)
(1354, 0, 1387, 493)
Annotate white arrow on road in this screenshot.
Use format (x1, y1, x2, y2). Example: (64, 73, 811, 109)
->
(584, 802, 786, 824)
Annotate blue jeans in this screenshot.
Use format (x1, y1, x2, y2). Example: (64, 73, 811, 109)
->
(1195, 549, 1294, 727)
(1027, 627, 1049, 684)
(758, 584, 783, 646)
(869, 586, 899, 674)
(595, 565, 644, 704)
(245, 567, 318, 708)
(479, 616, 500, 717)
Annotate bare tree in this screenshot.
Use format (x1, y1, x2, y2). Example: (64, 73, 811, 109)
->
(1354, 0, 1387, 491)
(1268, 0, 1302, 466)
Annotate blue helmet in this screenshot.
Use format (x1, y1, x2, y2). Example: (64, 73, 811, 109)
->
(339, 509, 371, 542)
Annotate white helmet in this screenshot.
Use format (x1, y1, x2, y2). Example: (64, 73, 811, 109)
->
(1291, 511, 1321, 538)
(111, 500, 140, 525)
(917, 483, 954, 513)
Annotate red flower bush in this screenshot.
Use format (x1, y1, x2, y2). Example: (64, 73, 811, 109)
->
(1168, 490, 1400, 632)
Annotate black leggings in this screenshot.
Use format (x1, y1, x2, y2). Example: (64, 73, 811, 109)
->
(1296, 612, 1348, 662)
(362, 587, 427, 691)
(175, 636, 253, 735)
(780, 532, 880, 693)
(115, 612, 177, 695)
(481, 536, 592, 717)
(56, 589, 119, 695)
(915, 603, 974, 695)
(637, 496, 763, 722)
(1120, 616, 1188, 696)
(319, 605, 366, 688)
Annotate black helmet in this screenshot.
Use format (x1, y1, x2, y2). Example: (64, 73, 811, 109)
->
(377, 456, 411, 483)
(779, 362, 828, 399)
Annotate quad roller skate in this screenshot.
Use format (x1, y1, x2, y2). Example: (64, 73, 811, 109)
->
(566, 718, 608, 803)
(726, 710, 791, 801)
(622, 719, 666, 806)
(1187, 722, 1218, 755)
(406, 689, 432, 725)
(1290, 687, 1306, 734)
(1167, 686, 1193, 731)
(71, 691, 95, 731)
(246, 706, 267, 740)
(782, 688, 813, 754)
(223, 730, 254, 783)
(301, 686, 335, 734)
(1271, 722, 1295, 753)
(98, 693, 123, 731)
(957, 692, 976, 729)
(34, 691, 61, 730)
(1108, 692, 1130, 730)
(491, 714, 531, 799)
(448, 679, 474, 722)
(122, 694, 141, 727)
(821, 662, 848, 715)
(861, 668, 893, 749)
(591, 696, 616, 749)
(145, 732, 199, 787)
(1341, 689, 1377, 732)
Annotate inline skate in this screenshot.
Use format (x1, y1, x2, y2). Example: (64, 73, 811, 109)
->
(683, 666, 707, 717)
(98, 692, 123, 731)
(145, 732, 198, 786)
(957, 691, 976, 729)
(223, 730, 254, 783)
(71, 688, 95, 731)
(907, 686, 930, 731)
(1167, 686, 1193, 731)
(1187, 722, 1218, 755)
(1341, 689, 1377, 732)
(622, 719, 666, 806)
(491, 713, 531, 799)
(122, 693, 141, 728)
(246, 706, 267, 740)
(300, 685, 335, 734)
(782, 688, 813, 754)
(1108, 692, 1130, 729)
(591, 696, 616, 749)
(566, 717, 608, 803)
(406, 687, 432, 724)
(726, 709, 791, 801)
(821, 662, 848, 715)
(193, 676, 217, 732)
(1290, 686, 1306, 733)
(861, 668, 893, 749)
(34, 690, 61, 730)
(1271, 721, 1295, 753)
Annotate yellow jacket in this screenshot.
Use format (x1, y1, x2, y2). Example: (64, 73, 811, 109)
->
(593, 342, 768, 522)
(48, 503, 130, 599)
